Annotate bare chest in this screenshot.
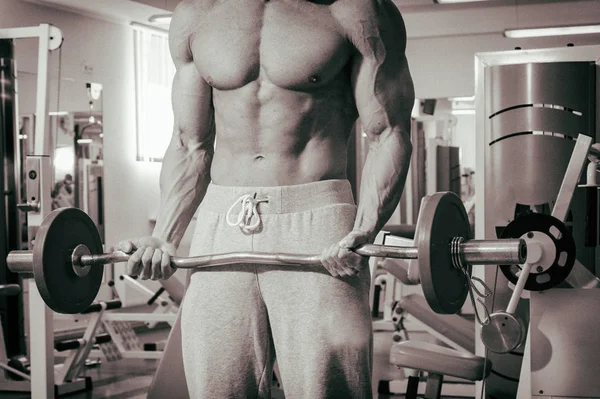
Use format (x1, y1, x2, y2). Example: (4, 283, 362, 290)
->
(189, 0, 352, 90)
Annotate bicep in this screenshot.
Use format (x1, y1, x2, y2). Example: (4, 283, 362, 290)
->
(350, 4, 415, 140)
(168, 3, 215, 148)
(171, 63, 215, 148)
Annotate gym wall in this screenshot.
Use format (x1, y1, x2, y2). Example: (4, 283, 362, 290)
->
(402, 0, 600, 99)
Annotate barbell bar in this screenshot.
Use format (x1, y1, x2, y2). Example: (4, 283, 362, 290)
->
(6, 192, 532, 315)
(9, 239, 524, 272)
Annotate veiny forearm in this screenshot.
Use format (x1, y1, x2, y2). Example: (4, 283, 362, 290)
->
(152, 138, 213, 247)
(354, 127, 412, 241)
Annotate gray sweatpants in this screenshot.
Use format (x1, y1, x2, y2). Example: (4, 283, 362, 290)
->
(181, 179, 373, 399)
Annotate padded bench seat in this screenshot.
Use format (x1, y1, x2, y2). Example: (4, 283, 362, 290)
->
(391, 340, 490, 382)
(391, 340, 491, 399)
(398, 294, 474, 353)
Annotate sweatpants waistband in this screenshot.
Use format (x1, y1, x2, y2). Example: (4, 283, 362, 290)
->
(199, 179, 355, 215)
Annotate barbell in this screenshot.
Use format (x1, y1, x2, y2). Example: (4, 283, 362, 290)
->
(5, 192, 562, 315)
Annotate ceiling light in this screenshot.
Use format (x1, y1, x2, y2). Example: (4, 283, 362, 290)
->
(149, 14, 172, 24)
(504, 24, 600, 38)
(451, 109, 476, 115)
(434, 0, 491, 3)
(451, 96, 475, 102)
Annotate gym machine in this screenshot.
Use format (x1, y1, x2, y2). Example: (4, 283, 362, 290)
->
(0, 24, 92, 399)
(1, 298, 125, 394)
(0, 284, 30, 391)
(382, 133, 596, 399)
(475, 44, 600, 399)
(1, 26, 26, 366)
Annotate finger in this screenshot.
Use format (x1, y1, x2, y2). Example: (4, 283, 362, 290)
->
(320, 246, 338, 277)
(338, 235, 355, 249)
(127, 248, 145, 277)
(140, 248, 154, 280)
(161, 252, 173, 280)
(118, 240, 134, 254)
(329, 246, 352, 277)
(342, 250, 363, 273)
(329, 245, 351, 276)
(340, 252, 362, 277)
(151, 249, 163, 280)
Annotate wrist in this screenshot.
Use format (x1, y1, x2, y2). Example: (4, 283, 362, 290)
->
(348, 229, 377, 245)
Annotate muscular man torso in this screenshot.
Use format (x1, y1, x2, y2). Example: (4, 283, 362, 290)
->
(127, 0, 412, 276)
(171, 0, 385, 186)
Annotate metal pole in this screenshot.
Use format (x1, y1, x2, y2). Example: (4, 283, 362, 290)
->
(8, 239, 526, 271)
(30, 24, 56, 399)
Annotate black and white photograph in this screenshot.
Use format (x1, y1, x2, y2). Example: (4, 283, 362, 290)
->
(0, 0, 599, 398)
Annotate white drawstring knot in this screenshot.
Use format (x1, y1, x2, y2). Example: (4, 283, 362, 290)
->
(226, 194, 269, 234)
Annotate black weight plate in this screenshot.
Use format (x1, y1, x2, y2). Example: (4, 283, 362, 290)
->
(32, 207, 103, 314)
(417, 192, 471, 314)
(500, 213, 576, 291)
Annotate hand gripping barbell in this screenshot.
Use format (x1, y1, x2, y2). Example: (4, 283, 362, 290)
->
(6, 192, 565, 317)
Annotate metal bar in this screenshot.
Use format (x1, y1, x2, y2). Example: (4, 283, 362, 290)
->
(29, 283, 54, 398)
(0, 284, 21, 296)
(10, 239, 525, 273)
(0, 362, 32, 381)
(82, 245, 420, 268)
(588, 143, 600, 163)
(121, 351, 163, 360)
(29, 156, 54, 399)
(102, 313, 177, 323)
(565, 259, 600, 289)
(0, 26, 45, 40)
(550, 134, 600, 289)
(6, 251, 33, 273)
(121, 274, 167, 298)
(552, 134, 593, 222)
(506, 262, 533, 314)
(83, 240, 523, 268)
(63, 311, 104, 382)
(461, 239, 526, 265)
(34, 25, 52, 157)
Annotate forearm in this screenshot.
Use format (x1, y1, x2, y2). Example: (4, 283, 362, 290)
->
(152, 137, 213, 247)
(354, 127, 412, 241)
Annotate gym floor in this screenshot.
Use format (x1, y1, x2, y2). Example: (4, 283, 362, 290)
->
(2, 328, 472, 398)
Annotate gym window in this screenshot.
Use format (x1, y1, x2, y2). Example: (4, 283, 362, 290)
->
(133, 26, 175, 162)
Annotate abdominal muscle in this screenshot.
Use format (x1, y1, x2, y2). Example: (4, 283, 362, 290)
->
(209, 75, 358, 187)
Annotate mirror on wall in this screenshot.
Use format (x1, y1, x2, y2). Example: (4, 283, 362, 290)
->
(404, 96, 476, 225)
(411, 97, 476, 199)
(17, 75, 105, 243)
(351, 96, 477, 226)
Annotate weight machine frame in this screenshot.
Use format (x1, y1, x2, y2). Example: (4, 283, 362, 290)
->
(0, 24, 88, 399)
(474, 44, 600, 399)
